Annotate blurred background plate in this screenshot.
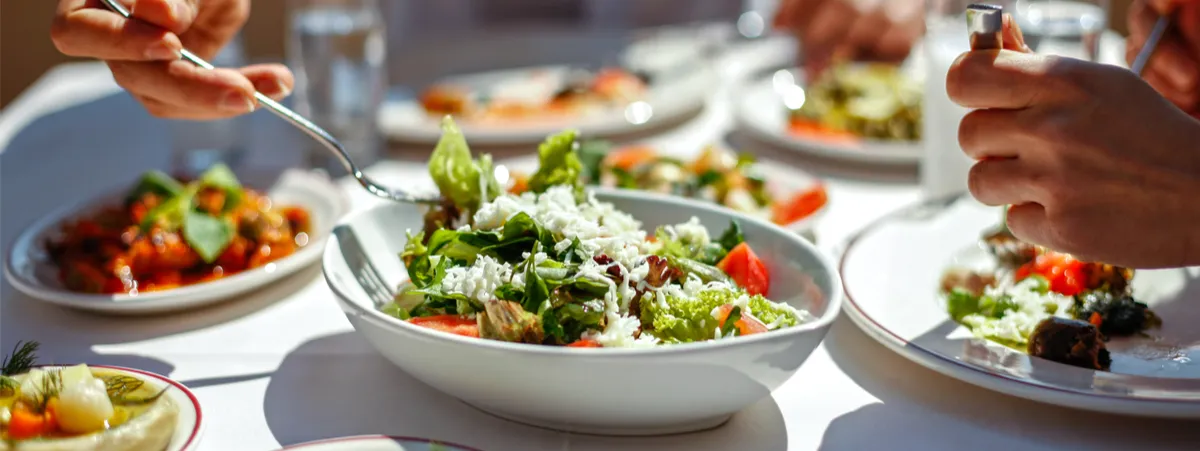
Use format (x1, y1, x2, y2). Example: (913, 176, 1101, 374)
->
(280, 435, 480, 451)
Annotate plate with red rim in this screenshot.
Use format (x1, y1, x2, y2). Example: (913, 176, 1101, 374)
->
(4, 169, 350, 315)
(279, 435, 481, 451)
(25, 364, 205, 451)
(733, 67, 922, 166)
(838, 194, 1200, 418)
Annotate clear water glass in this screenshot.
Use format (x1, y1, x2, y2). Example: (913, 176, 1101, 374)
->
(1014, 0, 1109, 62)
(921, 0, 1016, 200)
(287, 0, 387, 176)
(170, 34, 248, 178)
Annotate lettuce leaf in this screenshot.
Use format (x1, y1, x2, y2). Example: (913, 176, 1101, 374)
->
(641, 288, 799, 343)
(528, 129, 582, 194)
(428, 116, 499, 212)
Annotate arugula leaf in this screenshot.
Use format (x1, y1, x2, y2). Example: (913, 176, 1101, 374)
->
(717, 221, 745, 252)
(401, 231, 433, 289)
(541, 303, 567, 344)
(528, 129, 583, 194)
(183, 210, 235, 263)
(495, 284, 524, 302)
(138, 189, 192, 232)
(125, 170, 184, 205)
(428, 116, 497, 211)
(577, 139, 612, 183)
(610, 167, 639, 189)
(695, 170, 723, 189)
(673, 258, 732, 284)
(522, 251, 551, 313)
(197, 163, 245, 211)
(720, 306, 743, 337)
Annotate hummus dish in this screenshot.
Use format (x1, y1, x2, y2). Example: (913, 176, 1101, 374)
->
(0, 343, 179, 451)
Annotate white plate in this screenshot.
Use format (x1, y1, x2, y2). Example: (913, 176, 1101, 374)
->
(733, 67, 922, 166)
(33, 364, 205, 451)
(494, 153, 828, 242)
(279, 436, 480, 451)
(323, 188, 841, 435)
(839, 195, 1200, 418)
(379, 64, 713, 145)
(5, 169, 350, 315)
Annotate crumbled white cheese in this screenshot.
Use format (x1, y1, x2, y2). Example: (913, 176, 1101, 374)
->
(440, 255, 512, 305)
(583, 313, 660, 348)
(661, 217, 710, 245)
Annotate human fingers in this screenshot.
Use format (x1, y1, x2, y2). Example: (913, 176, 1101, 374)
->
(52, 0, 183, 61)
(108, 60, 257, 118)
(802, 0, 859, 60)
(180, 0, 250, 59)
(957, 109, 1042, 160)
(775, 0, 828, 31)
(1129, 1, 1200, 92)
(967, 158, 1048, 207)
(1142, 70, 1200, 111)
(946, 51, 1080, 110)
(1001, 14, 1032, 53)
(239, 64, 295, 100)
(1004, 203, 1052, 249)
(129, 0, 199, 34)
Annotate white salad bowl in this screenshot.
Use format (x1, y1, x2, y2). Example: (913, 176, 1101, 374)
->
(323, 188, 841, 436)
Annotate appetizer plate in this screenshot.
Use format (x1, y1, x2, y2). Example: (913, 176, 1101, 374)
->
(839, 195, 1200, 418)
(733, 67, 922, 166)
(379, 64, 714, 145)
(323, 188, 842, 435)
(280, 436, 480, 451)
(493, 154, 829, 242)
(33, 365, 205, 451)
(5, 169, 350, 315)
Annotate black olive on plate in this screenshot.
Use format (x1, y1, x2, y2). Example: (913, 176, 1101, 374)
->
(1027, 317, 1112, 371)
(1071, 291, 1161, 337)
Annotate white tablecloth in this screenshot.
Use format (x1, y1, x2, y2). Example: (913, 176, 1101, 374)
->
(3, 37, 1199, 451)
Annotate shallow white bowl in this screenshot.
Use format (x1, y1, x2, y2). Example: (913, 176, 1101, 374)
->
(28, 365, 204, 451)
(323, 188, 841, 435)
(5, 169, 350, 315)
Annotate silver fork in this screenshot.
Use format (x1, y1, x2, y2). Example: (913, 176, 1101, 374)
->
(333, 227, 396, 307)
(98, 0, 442, 205)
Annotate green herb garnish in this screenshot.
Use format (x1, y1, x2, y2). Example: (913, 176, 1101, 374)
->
(1, 341, 39, 376)
(133, 164, 245, 263)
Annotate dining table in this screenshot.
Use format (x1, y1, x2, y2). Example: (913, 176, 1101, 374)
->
(2, 32, 1198, 451)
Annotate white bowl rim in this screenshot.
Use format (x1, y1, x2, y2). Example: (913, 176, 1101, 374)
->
(324, 186, 843, 357)
(279, 435, 482, 450)
(27, 363, 205, 450)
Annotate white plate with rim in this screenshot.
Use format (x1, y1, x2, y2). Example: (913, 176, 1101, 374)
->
(494, 152, 829, 242)
(279, 435, 480, 451)
(733, 67, 922, 166)
(839, 195, 1200, 418)
(5, 169, 350, 315)
(379, 64, 714, 145)
(28, 364, 205, 451)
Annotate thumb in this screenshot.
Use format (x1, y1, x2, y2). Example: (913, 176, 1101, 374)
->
(131, 0, 199, 35)
(1002, 14, 1033, 53)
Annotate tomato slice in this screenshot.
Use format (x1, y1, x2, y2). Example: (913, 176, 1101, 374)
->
(772, 184, 828, 225)
(1015, 252, 1088, 296)
(714, 304, 770, 336)
(409, 315, 481, 338)
(604, 145, 658, 171)
(716, 243, 771, 296)
(566, 339, 603, 348)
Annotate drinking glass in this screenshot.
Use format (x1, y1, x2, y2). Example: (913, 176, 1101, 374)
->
(1014, 0, 1109, 62)
(287, 0, 387, 176)
(170, 33, 248, 178)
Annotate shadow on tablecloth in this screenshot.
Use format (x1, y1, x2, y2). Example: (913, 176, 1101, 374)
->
(819, 319, 1200, 451)
(264, 331, 790, 451)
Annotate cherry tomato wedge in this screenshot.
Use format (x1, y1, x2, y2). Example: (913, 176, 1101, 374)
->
(786, 119, 861, 145)
(772, 184, 828, 225)
(566, 339, 603, 348)
(604, 145, 658, 171)
(716, 243, 771, 296)
(409, 315, 481, 338)
(1015, 252, 1088, 296)
(714, 304, 770, 336)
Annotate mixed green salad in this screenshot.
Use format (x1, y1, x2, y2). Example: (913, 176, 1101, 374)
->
(380, 117, 812, 348)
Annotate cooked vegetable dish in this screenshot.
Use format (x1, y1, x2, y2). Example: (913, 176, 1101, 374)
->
(46, 164, 311, 294)
(380, 117, 814, 348)
(507, 143, 827, 226)
(940, 218, 1161, 371)
(0, 342, 178, 448)
(787, 63, 921, 143)
(420, 67, 647, 123)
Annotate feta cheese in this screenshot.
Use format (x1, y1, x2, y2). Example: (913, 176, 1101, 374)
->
(440, 255, 513, 305)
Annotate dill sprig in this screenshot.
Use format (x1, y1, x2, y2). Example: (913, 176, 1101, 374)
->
(101, 374, 145, 399)
(1, 341, 39, 376)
